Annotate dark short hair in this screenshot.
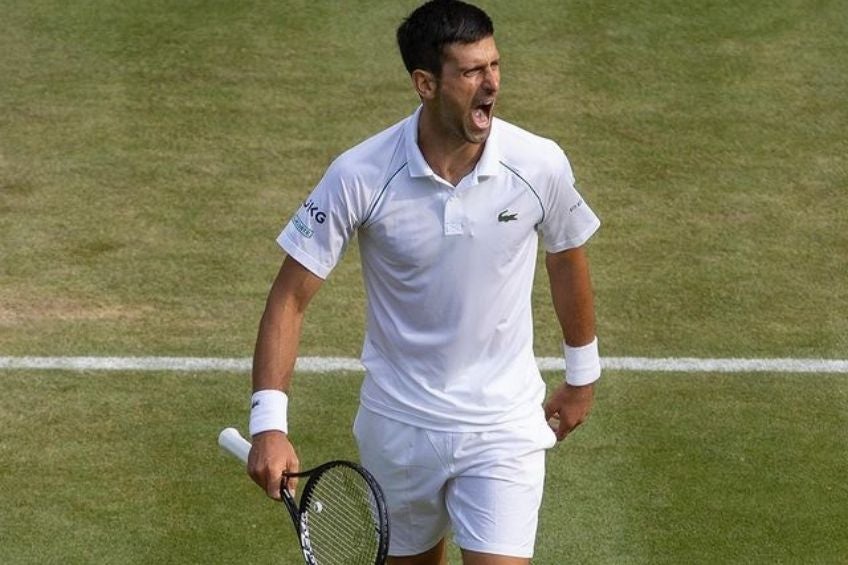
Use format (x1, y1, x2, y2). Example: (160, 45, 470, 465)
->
(397, 0, 494, 76)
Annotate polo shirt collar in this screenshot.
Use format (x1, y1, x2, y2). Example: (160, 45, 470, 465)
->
(404, 105, 501, 182)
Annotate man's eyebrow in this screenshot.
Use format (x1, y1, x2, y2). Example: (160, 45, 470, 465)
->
(458, 58, 499, 73)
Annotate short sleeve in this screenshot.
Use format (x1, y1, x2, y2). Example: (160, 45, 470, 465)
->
(277, 162, 361, 279)
(538, 148, 601, 253)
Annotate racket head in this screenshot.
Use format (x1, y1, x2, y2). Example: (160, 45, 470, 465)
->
(289, 460, 389, 565)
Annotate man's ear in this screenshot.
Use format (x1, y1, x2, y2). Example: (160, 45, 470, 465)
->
(411, 69, 438, 100)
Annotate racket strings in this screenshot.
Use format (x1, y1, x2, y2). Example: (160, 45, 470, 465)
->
(302, 465, 383, 564)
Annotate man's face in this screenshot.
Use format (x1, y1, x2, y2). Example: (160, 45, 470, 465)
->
(433, 36, 500, 145)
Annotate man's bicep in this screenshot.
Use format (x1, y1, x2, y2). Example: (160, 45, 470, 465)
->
(267, 255, 325, 312)
(545, 245, 588, 274)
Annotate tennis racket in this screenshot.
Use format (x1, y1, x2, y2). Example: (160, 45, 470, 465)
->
(217, 427, 389, 565)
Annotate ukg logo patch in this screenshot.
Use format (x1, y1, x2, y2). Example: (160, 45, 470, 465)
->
(302, 199, 326, 224)
(291, 198, 326, 239)
(292, 215, 314, 238)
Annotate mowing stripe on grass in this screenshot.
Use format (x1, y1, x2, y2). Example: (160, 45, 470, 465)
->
(0, 356, 846, 373)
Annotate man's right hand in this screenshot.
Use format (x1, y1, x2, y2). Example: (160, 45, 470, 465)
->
(247, 430, 299, 500)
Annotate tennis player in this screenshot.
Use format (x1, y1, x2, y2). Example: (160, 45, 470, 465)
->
(247, 1, 602, 563)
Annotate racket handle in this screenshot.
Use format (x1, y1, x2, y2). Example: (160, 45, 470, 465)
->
(218, 427, 252, 463)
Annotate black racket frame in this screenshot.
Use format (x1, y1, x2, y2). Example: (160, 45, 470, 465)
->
(280, 460, 389, 565)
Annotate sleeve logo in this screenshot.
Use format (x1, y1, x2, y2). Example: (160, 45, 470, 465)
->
(568, 198, 584, 213)
(292, 215, 314, 239)
(302, 199, 327, 224)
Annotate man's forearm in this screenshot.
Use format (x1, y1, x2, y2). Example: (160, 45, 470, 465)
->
(251, 301, 303, 394)
(545, 246, 596, 346)
(251, 256, 324, 393)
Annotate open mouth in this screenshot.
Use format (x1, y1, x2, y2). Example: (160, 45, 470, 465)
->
(471, 100, 495, 130)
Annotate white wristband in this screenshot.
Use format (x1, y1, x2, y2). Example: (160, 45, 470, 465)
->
(564, 337, 601, 386)
(249, 390, 289, 436)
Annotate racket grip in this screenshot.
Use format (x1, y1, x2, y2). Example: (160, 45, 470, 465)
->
(218, 427, 252, 463)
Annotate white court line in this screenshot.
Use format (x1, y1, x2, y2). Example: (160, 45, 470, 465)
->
(0, 356, 846, 373)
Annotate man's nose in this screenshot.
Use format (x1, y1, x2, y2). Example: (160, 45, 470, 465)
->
(483, 67, 499, 94)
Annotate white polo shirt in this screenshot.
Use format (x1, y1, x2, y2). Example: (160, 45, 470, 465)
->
(278, 107, 600, 431)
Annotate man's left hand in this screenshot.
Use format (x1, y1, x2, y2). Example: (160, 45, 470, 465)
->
(544, 382, 595, 441)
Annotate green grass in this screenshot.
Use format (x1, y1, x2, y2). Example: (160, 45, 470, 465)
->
(545, 372, 848, 563)
(1, 371, 845, 563)
(1, 0, 846, 563)
(2, 0, 846, 358)
(0, 370, 342, 564)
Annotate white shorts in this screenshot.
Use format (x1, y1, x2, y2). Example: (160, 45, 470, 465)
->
(352, 406, 556, 558)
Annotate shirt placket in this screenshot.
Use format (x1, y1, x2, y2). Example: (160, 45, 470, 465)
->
(444, 190, 464, 236)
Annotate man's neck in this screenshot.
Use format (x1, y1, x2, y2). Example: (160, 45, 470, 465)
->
(417, 110, 485, 186)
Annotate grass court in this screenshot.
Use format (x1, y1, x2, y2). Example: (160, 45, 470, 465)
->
(1, 1, 846, 563)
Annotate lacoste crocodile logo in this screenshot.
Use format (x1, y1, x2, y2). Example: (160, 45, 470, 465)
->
(498, 209, 518, 223)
